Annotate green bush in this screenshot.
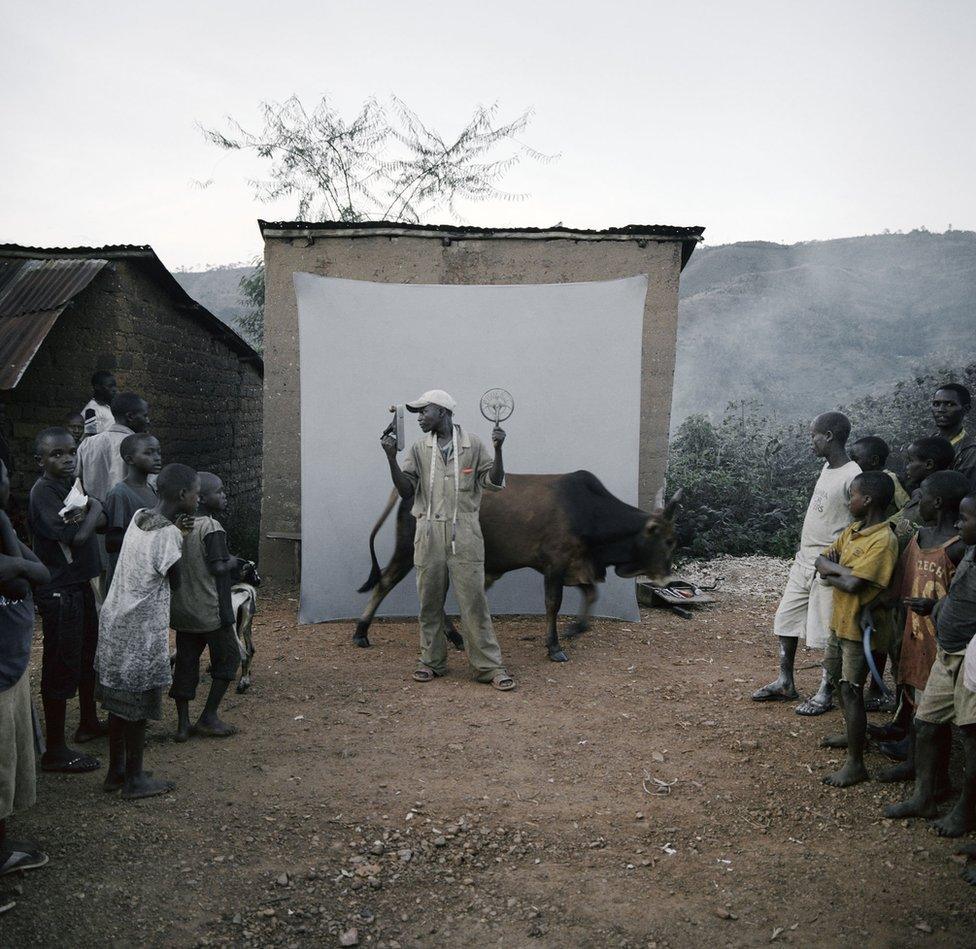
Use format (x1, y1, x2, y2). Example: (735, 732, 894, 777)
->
(668, 361, 976, 559)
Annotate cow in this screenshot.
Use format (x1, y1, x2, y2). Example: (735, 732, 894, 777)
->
(355, 471, 681, 662)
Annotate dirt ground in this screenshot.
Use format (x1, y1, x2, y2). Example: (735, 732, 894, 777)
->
(2, 571, 976, 947)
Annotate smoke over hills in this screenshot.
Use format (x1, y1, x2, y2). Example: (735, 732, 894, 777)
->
(174, 230, 976, 426)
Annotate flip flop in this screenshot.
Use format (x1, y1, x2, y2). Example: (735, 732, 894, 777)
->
(491, 672, 515, 692)
(41, 752, 101, 773)
(412, 668, 437, 683)
(794, 698, 833, 717)
(0, 900, 14, 915)
(0, 846, 49, 877)
(751, 685, 800, 702)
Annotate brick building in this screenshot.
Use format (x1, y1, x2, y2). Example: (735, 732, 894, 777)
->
(0, 244, 263, 555)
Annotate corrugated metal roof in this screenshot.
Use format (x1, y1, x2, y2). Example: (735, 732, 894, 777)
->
(0, 245, 263, 382)
(0, 308, 65, 389)
(0, 259, 110, 389)
(0, 258, 107, 318)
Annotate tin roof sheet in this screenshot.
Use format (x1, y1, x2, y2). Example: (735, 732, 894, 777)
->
(0, 258, 108, 318)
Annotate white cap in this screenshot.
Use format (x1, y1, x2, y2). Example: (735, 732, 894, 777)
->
(405, 389, 457, 413)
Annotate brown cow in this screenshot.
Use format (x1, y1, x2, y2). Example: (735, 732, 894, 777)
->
(356, 470, 680, 662)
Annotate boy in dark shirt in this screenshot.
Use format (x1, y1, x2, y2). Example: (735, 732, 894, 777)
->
(0, 460, 51, 878)
(885, 491, 976, 837)
(103, 434, 160, 591)
(169, 472, 241, 741)
(28, 427, 106, 773)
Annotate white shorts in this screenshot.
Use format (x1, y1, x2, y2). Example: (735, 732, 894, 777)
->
(773, 557, 833, 650)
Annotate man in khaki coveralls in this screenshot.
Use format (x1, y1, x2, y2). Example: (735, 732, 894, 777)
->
(381, 390, 515, 691)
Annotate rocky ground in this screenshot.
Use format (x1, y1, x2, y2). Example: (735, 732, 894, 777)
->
(2, 560, 975, 946)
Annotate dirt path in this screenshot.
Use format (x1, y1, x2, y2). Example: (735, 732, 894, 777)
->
(2, 587, 975, 947)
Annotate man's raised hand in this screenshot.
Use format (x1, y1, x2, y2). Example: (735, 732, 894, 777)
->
(491, 426, 506, 448)
(381, 432, 398, 457)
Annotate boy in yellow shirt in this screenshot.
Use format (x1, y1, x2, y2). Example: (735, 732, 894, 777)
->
(815, 471, 899, 788)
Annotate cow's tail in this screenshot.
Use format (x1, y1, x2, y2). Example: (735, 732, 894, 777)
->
(357, 489, 400, 593)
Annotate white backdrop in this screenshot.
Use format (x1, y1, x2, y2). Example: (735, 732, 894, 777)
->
(294, 273, 649, 624)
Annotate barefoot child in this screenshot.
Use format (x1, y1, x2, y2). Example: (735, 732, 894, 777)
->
(848, 435, 909, 708)
(815, 471, 898, 786)
(876, 471, 969, 783)
(884, 491, 976, 835)
(753, 412, 860, 715)
(103, 434, 161, 591)
(28, 428, 106, 773)
(0, 460, 51, 879)
(95, 463, 196, 799)
(169, 472, 241, 741)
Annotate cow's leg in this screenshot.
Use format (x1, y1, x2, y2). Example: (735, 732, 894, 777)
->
(235, 603, 256, 694)
(544, 572, 568, 662)
(354, 556, 413, 648)
(564, 583, 598, 640)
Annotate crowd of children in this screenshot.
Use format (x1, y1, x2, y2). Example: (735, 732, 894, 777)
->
(753, 383, 976, 886)
(0, 371, 256, 885)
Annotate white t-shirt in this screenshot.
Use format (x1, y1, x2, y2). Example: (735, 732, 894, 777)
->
(82, 399, 115, 436)
(797, 460, 861, 564)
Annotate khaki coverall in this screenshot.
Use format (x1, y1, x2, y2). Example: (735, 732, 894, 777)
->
(401, 425, 507, 681)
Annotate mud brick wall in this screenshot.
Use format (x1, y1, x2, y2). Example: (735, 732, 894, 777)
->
(0, 260, 263, 557)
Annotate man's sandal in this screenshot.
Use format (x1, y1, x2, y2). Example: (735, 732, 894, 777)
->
(412, 668, 437, 683)
(491, 672, 515, 692)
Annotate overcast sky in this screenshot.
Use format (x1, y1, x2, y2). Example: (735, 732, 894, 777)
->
(3, 1, 975, 270)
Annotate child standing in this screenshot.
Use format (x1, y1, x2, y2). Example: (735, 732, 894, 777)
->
(753, 412, 861, 715)
(103, 434, 161, 591)
(891, 437, 956, 543)
(81, 370, 116, 437)
(28, 427, 106, 773)
(169, 472, 241, 741)
(95, 463, 197, 800)
(815, 471, 899, 787)
(62, 412, 86, 446)
(849, 436, 910, 513)
(885, 490, 976, 837)
(876, 471, 969, 783)
(0, 460, 51, 878)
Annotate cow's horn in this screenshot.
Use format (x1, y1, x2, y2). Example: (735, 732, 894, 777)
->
(664, 488, 684, 517)
(653, 486, 665, 511)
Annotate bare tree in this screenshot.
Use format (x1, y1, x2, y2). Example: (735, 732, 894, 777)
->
(201, 95, 553, 348)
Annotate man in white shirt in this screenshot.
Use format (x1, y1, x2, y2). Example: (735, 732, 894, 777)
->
(77, 393, 150, 505)
(752, 412, 861, 716)
(81, 371, 117, 437)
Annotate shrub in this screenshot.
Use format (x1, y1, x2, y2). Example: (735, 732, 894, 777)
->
(668, 361, 975, 559)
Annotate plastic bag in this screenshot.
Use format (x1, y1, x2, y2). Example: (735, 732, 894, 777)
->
(58, 478, 88, 519)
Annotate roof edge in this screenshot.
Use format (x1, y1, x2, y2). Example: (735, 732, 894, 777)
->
(0, 244, 262, 370)
(258, 219, 705, 243)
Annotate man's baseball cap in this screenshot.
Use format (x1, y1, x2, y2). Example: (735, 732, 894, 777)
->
(406, 389, 457, 413)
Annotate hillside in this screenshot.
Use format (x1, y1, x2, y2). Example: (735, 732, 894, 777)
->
(174, 264, 256, 329)
(175, 230, 976, 424)
(674, 229, 976, 424)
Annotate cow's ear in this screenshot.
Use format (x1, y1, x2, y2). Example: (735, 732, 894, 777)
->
(664, 488, 684, 520)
